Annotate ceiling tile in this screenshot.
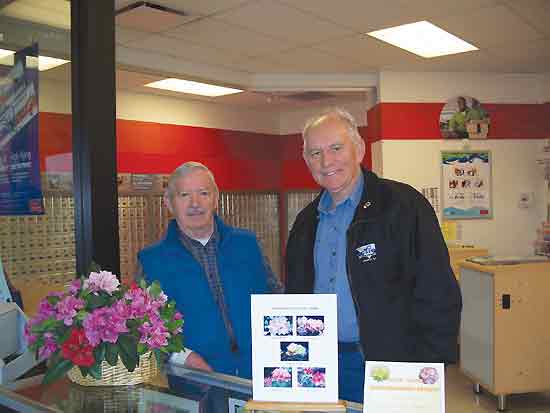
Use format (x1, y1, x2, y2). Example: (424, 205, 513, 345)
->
(501, 0, 550, 37)
(490, 38, 550, 62)
(167, 17, 294, 57)
(277, 0, 499, 33)
(115, 0, 253, 17)
(267, 47, 368, 74)
(215, 0, 354, 44)
(225, 56, 296, 74)
(116, 27, 152, 45)
(116, 3, 198, 33)
(383, 49, 515, 73)
(434, 5, 542, 49)
(1, 0, 70, 29)
(123, 34, 247, 66)
(313, 34, 422, 68)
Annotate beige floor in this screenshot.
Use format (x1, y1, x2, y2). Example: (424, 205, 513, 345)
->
(446, 366, 550, 412)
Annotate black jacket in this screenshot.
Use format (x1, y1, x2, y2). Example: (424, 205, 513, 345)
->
(286, 169, 462, 364)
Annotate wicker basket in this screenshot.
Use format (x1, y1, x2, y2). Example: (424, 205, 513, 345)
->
(67, 351, 159, 386)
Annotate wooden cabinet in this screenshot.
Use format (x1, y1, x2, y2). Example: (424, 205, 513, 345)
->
(448, 247, 488, 280)
(459, 260, 550, 409)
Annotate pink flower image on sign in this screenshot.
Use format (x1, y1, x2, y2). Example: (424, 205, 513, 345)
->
(296, 315, 325, 336)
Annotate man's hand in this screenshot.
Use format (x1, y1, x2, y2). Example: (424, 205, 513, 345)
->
(184, 351, 213, 373)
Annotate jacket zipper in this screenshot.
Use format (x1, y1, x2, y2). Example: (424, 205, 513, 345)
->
(345, 218, 371, 355)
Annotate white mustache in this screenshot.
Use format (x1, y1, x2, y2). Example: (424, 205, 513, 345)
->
(186, 207, 206, 216)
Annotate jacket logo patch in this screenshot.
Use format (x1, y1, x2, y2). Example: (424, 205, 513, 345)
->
(356, 243, 376, 263)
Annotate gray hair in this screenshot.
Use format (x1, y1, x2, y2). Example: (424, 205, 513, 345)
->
(165, 161, 219, 198)
(302, 107, 363, 154)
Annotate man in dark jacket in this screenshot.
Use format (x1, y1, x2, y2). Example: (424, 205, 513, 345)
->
(285, 108, 462, 403)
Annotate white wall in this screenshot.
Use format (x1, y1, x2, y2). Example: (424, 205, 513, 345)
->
(379, 71, 549, 103)
(117, 90, 280, 134)
(377, 139, 546, 256)
(39, 79, 280, 134)
(374, 71, 549, 256)
(278, 100, 368, 135)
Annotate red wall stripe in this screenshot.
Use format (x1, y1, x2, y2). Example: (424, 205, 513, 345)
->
(368, 102, 549, 140)
(38, 102, 549, 189)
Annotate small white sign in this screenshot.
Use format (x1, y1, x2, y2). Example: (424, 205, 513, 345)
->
(364, 361, 445, 413)
(251, 294, 338, 403)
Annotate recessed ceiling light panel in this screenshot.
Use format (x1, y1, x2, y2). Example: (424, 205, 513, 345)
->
(367, 21, 478, 58)
(145, 78, 243, 97)
(0, 48, 69, 71)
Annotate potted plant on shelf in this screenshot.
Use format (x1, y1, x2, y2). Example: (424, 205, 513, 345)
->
(24, 268, 184, 386)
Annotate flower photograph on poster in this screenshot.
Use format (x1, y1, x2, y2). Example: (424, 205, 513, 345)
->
(263, 367, 292, 387)
(296, 315, 325, 336)
(280, 341, 309, 362)
(297, 367, 326, 388)
(263, 315, 293, 336)
(370, 365, 390, 382)
(418, 367, 439, 384)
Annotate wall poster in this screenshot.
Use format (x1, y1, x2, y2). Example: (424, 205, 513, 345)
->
(441, 151, 492, 220)
(0, 44, 43, 215)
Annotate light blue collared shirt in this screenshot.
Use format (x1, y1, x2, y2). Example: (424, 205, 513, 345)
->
(314, 172, 364, 342)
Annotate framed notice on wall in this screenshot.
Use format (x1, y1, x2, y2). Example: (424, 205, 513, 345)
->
(441, 151, 492, 220)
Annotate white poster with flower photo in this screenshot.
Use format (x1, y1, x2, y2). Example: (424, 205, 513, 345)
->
(250, 294, 338, 403)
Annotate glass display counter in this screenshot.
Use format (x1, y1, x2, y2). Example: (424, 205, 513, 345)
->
(0, 364, 363, 413)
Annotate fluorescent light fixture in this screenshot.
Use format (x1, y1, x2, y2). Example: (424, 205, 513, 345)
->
(38, 55, 69, 71)
(0, 48, 14, 59)
(367, 21, 478, 58)
(0, 48, 69, 70)
(145, 78, 243, 97)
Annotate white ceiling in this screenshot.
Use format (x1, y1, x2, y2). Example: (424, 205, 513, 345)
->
(2, 0, 550, 107)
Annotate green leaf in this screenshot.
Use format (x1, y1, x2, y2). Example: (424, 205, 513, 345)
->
(46, 295, 61, 306)
(93, 343, 106, 364)
(149, 281, 161, 298)
(75, 309, 88, 321)
(137, 343, 148, 355)
(43, 358, 74, 385)
(33, 318, 62, 333)
(88, 362, 102, 380)
(86, 294, 109, 310)
(154, 349, 165, 368)
(57, 328, 72, 345)
(105, 343, 119, 366)
(139, 279, 147, 290)
(117, 335, 138, 372)
(165, 334, 184, 353)
(79, 366, 89, 377)
(87, 261, 102, 274)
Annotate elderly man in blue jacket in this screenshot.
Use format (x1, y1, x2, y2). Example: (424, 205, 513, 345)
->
(139, 161, 281, 379)
(285, 108, 462, 403)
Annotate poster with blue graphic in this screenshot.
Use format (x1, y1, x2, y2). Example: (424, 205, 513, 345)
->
(441, 151, 492, 219)
(0, 44, 43, 215)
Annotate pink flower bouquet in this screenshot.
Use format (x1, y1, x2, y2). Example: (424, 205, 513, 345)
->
(24, 268, 184, 384)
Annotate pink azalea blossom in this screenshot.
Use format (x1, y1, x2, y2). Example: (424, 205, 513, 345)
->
(38, 332, 57, 359)
(83, 271, 120, 295)
(138, 316, 170, 349)
(36, 298, 57, 322)
(24, 322, 37, 346)
(83, 307, 129, 346)
(55, 296, 85, 326)
(69, 279, 81, 295)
